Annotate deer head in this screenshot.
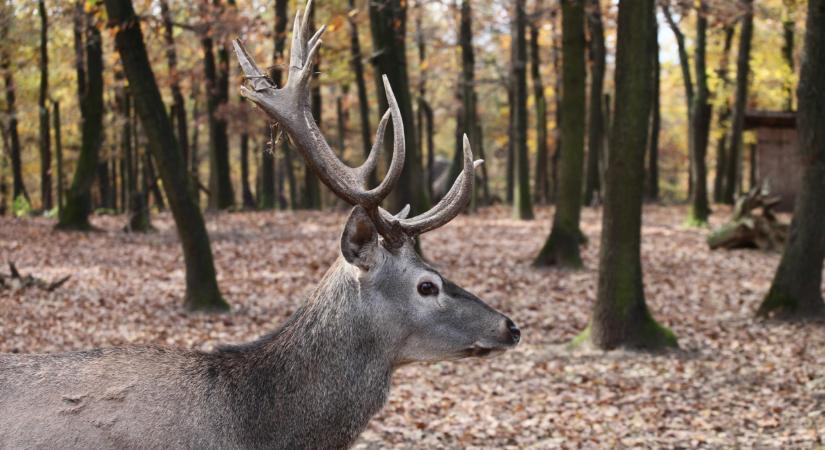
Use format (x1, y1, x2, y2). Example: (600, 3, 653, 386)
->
(232, 0, 520, 365)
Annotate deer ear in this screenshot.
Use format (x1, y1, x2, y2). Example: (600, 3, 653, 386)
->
(341, 206, 378, 270)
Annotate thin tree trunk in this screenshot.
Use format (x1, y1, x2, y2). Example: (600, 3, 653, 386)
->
(159, 0, 189, 167)
(506, 85, 514, 204)
(190, 83, 201, 206)
(350, 0, 374, 187)
(724, 0, 754, 204)
(38, 0, 52, 211)
(687, 0, 711, 225)
(53, 101, 64, 210)
(105, 0, 228, 312)
(550, 11, 562, 201)
(531, 0, 549, 206)
(369, 0, 430, 214)
(584, 0, 605, 206)
(757, 0, 825, 318)
(781, 1, 795, 111)
(59, 10, 104, 230)
(713, 26, 735, 203)
(534, 0, 586, 267)
(647, 17, 661, 201)
(240, 131, 254, 208)
(585, 0, 676, 350)
(511, 0, 533, 220)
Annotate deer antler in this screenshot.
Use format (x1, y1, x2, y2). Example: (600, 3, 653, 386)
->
(234, 1, 481, 248)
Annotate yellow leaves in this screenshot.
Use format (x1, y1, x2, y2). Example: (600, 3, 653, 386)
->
(326, 14, 346, 33)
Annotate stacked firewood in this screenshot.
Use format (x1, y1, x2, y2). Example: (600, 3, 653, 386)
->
(707, 185, 789, 251)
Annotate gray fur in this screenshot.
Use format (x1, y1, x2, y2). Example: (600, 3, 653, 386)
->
(0, 210, 518, 449)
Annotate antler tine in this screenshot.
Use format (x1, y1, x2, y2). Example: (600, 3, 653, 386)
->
(379, 134, 480, 238)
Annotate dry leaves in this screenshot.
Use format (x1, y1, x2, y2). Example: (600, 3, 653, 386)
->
(1, 205, 824, 448)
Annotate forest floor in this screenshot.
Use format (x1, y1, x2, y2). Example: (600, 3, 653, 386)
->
(1, 204, 824, 448)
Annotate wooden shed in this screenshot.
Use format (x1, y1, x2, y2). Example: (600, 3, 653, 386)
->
(744, 110, 799, 212)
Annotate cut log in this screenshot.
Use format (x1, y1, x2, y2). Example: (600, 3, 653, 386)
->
(708, 184, 788, 251)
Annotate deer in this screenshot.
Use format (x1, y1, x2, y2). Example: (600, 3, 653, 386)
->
(0, 2, 520, 449)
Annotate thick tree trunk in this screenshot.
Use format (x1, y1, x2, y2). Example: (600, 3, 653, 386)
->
(58, 13, 104, 230)
(723, 0, 754, 204)
(368, 0, 430, 214)
(203, 0, 234, 211)
(585, 0, 676, 350)
(104, 0, 228, 312)
(530, 1, 549, 206)
(758, 0, 825, 319)
(584, 0, 605, 206)
(159, 0, 190, 167)
(687, 1, 711, 225)
(647, 18, 661, 201)
(38, 0, 52, 211)
(534, 0, 586, 267)
(511, 0, 533, 220)
(0, 18, 27, 202)
(713, 26, 735, 203)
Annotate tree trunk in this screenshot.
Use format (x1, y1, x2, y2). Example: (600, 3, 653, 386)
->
(0, 17, 27, 203)
(687, 1, 711, 225)
(758, 0, 825, 319)
(368, 0, 430, 214)
(58, 11, 104, 230)
(781, 1, 795, 111)
(506, 85, 514, 204)
(713, 26, 735, 203)
(304, 4, 322, 210)
(723, 0, 753, 204)
(190, 83, 201, 206)
(531, 0, 550, 206)
(350, 0, 374, 188)
(511, 0, 533, 220)
(38, 0, 52, 211)
(204, 0, 234, 211)
(104, 0, 228, 312)
(584, 0, 605, 206)
(239, 131, 255, 208)
(584, 0, 677, 350)
(550, 11, 562, 201)
(159, 0, 190, 167)
(647, 17, 661, 201)
(53, 101, 64, 210)
(534, 0, 586, 267)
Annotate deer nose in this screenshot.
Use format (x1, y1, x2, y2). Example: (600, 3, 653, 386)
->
(505, 318, 520, 344)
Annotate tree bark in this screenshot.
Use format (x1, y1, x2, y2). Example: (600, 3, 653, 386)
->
(190, 83, 201, 206)
(647, 16, 661, 201)
(159, 0, 189, 167)
(584, 0, 605, 206)
(239, 131, 255, 208)
(204, 0, 234, 210)
(713, 26, 735, 203)
(585, 0, 677, 350)
(531, 0, 550, 206)
(369, 0, 430, 214)
(53, 101, 64, 210)
(58, 9, 104, 230)
(511, 0, 533, 220)
(38, 0, 52, 211)
(687, 0, 711, 225)
(757, 0, 825, 319)
(0, 14, 27, 202)
(506, 85, 514, 204)
(781, 1, 795, 111)
(534, 0, 586, 267)
(723, 0, 754, 204)
(104, 0, 228, 312)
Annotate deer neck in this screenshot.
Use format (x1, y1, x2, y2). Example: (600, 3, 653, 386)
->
(212, 258, 393, 448)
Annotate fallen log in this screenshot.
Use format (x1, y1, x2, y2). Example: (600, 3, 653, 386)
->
(0, 262, 71, 292)
(707, 185, 788, 251)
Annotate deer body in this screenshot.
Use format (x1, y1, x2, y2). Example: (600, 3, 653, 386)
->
(1, 261, 390, 449)
(1, 2, 520, 447)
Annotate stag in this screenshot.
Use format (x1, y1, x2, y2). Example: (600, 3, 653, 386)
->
(0, 2, 520, 448)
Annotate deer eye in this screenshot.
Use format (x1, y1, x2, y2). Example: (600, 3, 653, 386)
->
(417, 281, 439, 296)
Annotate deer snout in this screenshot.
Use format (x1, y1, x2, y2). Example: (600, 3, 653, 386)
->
(503, 318, 521, 345)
